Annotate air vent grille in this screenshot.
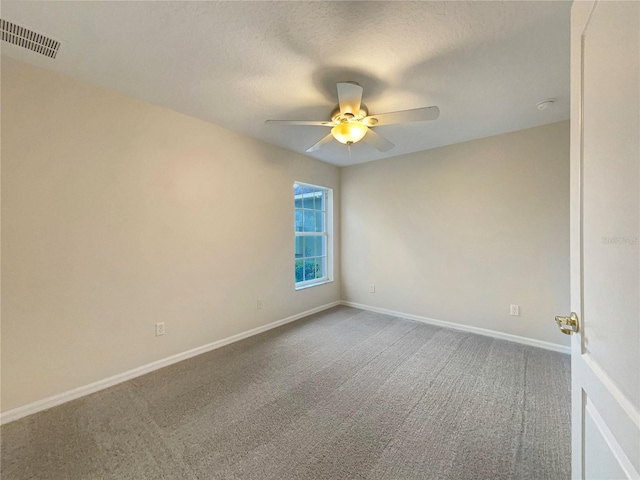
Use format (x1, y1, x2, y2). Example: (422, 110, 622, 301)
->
(1, 19, 60, 59)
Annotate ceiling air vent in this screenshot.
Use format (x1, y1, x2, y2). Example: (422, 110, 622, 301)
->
(1, 19, 60, 59)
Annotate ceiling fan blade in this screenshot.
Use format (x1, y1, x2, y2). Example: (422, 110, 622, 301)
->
(337, 82, 363, 116)
(363, 106, 440, 126)
(265, 120, 333, 126)
(362, 129, 395, 152)
(306, 133, 335, 153)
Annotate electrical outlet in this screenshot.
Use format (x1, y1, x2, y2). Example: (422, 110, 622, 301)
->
(370, 285, 376, 293)
(510, 305, 520, 316)
(155, 322, 166, 336)
(257, 300, 263, 310)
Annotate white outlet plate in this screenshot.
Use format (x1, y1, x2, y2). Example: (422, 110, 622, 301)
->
(510, 305, 520, 316)
(257, 300, 263, 310)
(370, 285, 376, 293)
(155, 322, 166, 336)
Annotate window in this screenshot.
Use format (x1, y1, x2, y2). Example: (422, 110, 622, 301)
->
(294, 182, 332, 289)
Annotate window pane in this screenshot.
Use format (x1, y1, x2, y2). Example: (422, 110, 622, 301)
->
(304, 259, 317, 280)
(317, 257, 327, 279)
(314, 236, 324, 257)
(315, 211, 325, 233)
(295, 197, 303, 208)
(303, 210, 315, 232)
(305, 236, 316, 257)
(303, 196, 315, 209)
(295, 236, 304, 258)
(317, 193, 325, 211)
(295, 259, 304, 283)
(295, 209, 303, 232)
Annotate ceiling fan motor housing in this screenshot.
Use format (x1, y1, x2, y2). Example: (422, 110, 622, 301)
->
(330, 105, 369, 125)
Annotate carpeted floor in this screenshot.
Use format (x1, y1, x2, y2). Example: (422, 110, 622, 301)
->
(1, 306, 571, 479)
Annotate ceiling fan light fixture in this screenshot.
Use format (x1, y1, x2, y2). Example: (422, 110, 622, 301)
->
(331, 122, 368, 145)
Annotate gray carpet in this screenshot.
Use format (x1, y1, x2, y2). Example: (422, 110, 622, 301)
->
(1, 306, 571, 479)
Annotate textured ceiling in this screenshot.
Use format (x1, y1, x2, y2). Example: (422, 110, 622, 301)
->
(1, 1, 571, 166)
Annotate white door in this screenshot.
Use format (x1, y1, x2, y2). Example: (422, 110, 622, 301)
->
(566, 1, 640, 479)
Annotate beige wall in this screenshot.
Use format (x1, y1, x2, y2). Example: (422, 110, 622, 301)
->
(1, 58, 341, 412)
(341, 121, 570, 346)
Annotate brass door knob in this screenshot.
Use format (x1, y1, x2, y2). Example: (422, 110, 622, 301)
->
(555, 312, 579, 335)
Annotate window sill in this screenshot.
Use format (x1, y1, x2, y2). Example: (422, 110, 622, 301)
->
(295, 279, 334, 291)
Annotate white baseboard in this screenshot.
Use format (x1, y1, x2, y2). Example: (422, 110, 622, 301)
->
(341, 301, 570, 354)
(0, 301, 341, 425)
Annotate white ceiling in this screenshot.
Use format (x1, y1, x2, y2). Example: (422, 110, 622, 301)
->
(2, 1, 571, 166)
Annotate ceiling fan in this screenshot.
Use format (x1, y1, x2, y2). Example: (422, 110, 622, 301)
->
(265, 82, 440, 153)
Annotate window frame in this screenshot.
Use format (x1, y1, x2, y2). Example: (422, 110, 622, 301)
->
(294, 181, 333, 290)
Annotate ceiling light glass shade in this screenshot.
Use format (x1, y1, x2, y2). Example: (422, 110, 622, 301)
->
(331, 122, 368, 144)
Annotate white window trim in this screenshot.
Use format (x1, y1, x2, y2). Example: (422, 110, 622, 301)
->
(294, 181, 333, 290)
